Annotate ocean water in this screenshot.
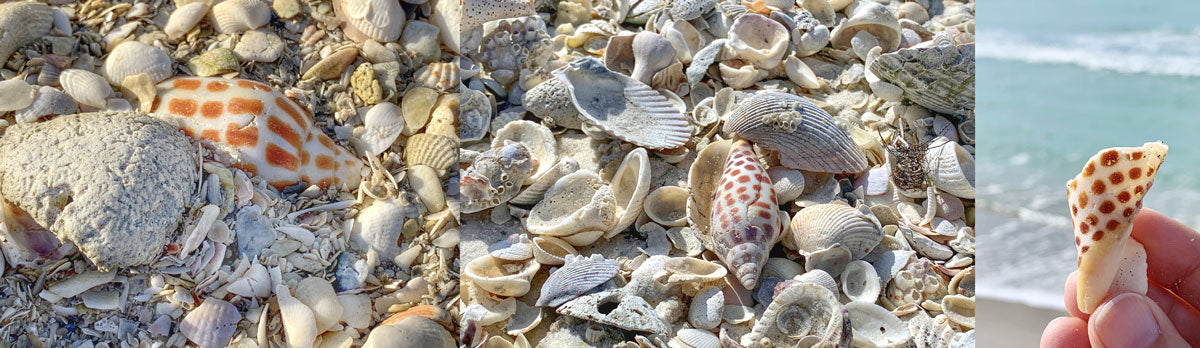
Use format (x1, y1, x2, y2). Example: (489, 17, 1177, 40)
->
(977, 1, 1200, 309)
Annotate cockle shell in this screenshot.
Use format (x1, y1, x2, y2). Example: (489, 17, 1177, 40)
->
(644, 186, 689, 227)
(531, 235, 577, 265)
(786, 203, 883, 259)
(59, 69, 112, 109)
(511, 157, 580, 205)
(165, 2, 209, 40)
(726, 13, 789, 70)
(925, 137, 974, 199)
(707, 139, 781, 290)
(180, 298, 241, 348)
(415, 62, 458, 91)
(405, 133, 458, 174)
(869, 36, 974, 115)
(152, 78, 363, 189)
(537, 254, 619, 307)
(609, 148, 651, 237)
(829, 1, 901, 53)
(673, 328, 721, 348)
(491, 120, 556, 183)
(558, 290, 669, 334)
(359, 102, 404, 155)
(742, 282, 850, 347)
(0, 1, 53, 63)
(1068, 142, 1166, 313)
(723, 91, 868, 173)
(461, 142, 537, 213)
(845, 301, 910, 348)
(103, 41, 173, 85)
(553, 57, 691, 150)
(334, 0, 405, 43)
(841, 260, 881, 303)
(464, 255, 541, 297)
(526, 170, 618, 241)
(210, 0, 270, 34)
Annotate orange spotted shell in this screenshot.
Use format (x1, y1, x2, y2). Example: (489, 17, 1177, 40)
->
(708, 138, 781, 290)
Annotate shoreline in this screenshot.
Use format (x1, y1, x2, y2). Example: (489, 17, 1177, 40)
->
(978, 297, 1069, 347)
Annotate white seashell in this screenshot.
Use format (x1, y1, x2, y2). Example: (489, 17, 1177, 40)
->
(795, 269, 839, 295)
(511, 157, 580, 205)
(686, 39, 730, 86)
(762, 257, 805, 281)
(830, 2, 901, 53)
(688, 286, 724, 330)
(742, 282, 848, 347)
(925, 137, 974, 199)
(784, 55, 822, 89)
(80, 290, 118, 310)
(0, 79, 35, 112)
(408, 165, 446, 213)
(766, 166, 806, 204)
(277, 284, 318, 348)
(630, 31, 677, 84)
(506, 301, 543, 336)
(359, 102, 405, 155)
(353, 197, 422, 262)
(644, 186, 688, 227)
(609, 148, 651, 237)
(841, 260, 882, 303)
(941, 295, 975, 329)
(460, 87, 492, 142)
(553, 57, 691, 149)
(234, 29, 285, 63)
(210, 0, 270, 34)
(663, 20, 704, 65)
(717, 59, 767, 89)
(180, 298, 241, 348)
(531, 235, 577, 265)
(103, 41, 173, 86)
(414, 62, 457, 91)
(491, 120, 556, 184)
(845, 301, 911, 348)
(165, 2, 209, 40)
(0, 1, 53, 63)
(45, 271, 115, 299)
(673, 328, 720, 348)
(526, 170, 619, 238)
(464, 255, 540, 297)
(557, 290, 668, 334)
(786, 203, 883, 259)
(294, 277, 343, 332)
(724, 91, 868, 173)
(227, 263, 271, 298)
(726, 14, 789, 69)
(335, 0, 405, 43)
(949, 266, 974, 297)
(537, 254, 618, 307)
(59, 69, 113, 109)
(524, 77, 584, 129)
(363, 317, 456, 348)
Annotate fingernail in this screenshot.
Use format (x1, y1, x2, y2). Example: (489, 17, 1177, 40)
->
(1094, 293, 1159, 348)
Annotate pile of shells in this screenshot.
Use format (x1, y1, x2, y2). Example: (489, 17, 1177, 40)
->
(0, 0, 459, 346)
(459, 0, 974, 347)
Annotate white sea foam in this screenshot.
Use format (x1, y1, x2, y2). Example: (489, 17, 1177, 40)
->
(978, 29, 1200, 77)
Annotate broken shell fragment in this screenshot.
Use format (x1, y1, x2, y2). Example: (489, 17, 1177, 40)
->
(553, 57, 691, 150)
(180, 298, 241, 348)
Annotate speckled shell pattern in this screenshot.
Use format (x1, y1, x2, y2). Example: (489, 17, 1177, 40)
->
(151, 77, 362, 189)
(868, 39, 975, 116)
(1067, 142, 1166, 313)
(709, 139, 781, 290)
(723, 91, 868, 173)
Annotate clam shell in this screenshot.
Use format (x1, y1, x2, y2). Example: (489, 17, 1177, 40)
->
(415, 62, 457, 91)
(795, 269, 839, 296)
(786, 203, 882, 259)
(663, 20, 704, 64)
(461, 142, 537, 213)
(644, 186, 688, 227)
(461, 87, 492, 142)
(276, 284, 318, 348)
(726, 13, 789, 70)
(165, 2, 209, 40)
(402, 86, 439, 135)
(335, 0, 405, 42)
(708, 139, 781, 290)
(526, 170, 618, 237)
(103, 41, 173, 85)
(925, 137, 974, 199)
(674, 328, 720, 348)
(210, 0, 270, 34)
(506, 301, 543, 336)
(294, 277, 342, 332)
(510, 157, 580, 205)
(490, 235, 534, 261)
(531, 235, 577, 265)
(180, 298, 240, 348)
(941, 294, 975, 329)
(557, 290, 668, 334)
(405, 133, 457, 173)
(686, 139, 731, 238)
(226, 263, 271, 298)
(869, 39, 974, 115)
(688, 286, 724, 330)
(363, 317, 456, 348)
(59, 69, 113, 109)
(724, 91, 868, 173)
(742, 282, 849, 347)
(0, 1, 53, 63)
(845, 301, 911, 348)
(609, 148, 651, 237)
(0, 79, 35, 112)
(491, 120, 556, 183)
(408, 164, 446, 213)
(536, 254, 619, 307)
(766, 166, 806, 204)
(840, 260, 881, 303)
(553, 57, 691, 150)
(464, 255, 540, 297)
(360, 102, 405, 155)
(762, 257, 804, 281)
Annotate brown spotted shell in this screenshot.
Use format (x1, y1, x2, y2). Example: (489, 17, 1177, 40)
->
(723, 91, 868, 173)
(708, 139, 781, 290)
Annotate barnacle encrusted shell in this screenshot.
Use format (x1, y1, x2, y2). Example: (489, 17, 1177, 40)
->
(461, 142, 537, 213)
(0, 112, 197, 270)
(557, 290, 669, 334)
(723, 91, 868, 173)
(786, 203, 883, 259)
(524, 77, 584, 129)
(526, 170, 618, 240)
(726, 13, 789, 70)
(460, 87, 493, 142)
(707, 139, 781, 289)
(464, 255, 541, 297)
(536, 254, 619, 307)
(609, 148, 651, 237)
(334, 0, 406, 43)
(1068, 142, 1166, 313)
(869, 36, 974, 115)
(553, 57, 691, 150)
(741, 282, 850, 347)
(0, 1, 54, 63)
(829, 1, 901, 53)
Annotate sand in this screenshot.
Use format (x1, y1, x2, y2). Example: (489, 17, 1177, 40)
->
(978, 297, 1069, 347)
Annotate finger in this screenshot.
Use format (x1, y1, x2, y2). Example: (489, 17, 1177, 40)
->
(1064, 270, 1089, 319)
(1042, 317, 1090, 348)
(1146, 281, 1200, 345)
(1131, 208, 1200, 307)
(1089, 293, 1189, 348)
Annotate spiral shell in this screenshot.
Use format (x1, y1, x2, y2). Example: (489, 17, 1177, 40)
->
(741, 282, 849, 347)
(723, 91, 868, 173)
(554, 57, 691, 149)
(210, 0, 270, 34)
(707, 139, 781, 290)
(786, 203, 882, 259)
(536, 254, 618, 307)
(925, 137, 975, 199)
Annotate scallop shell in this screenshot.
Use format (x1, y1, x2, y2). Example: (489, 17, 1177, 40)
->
(726, 13, 789, 70)
(210, 0, 270, 34)
(524, 78, 584, 129)
(0, 1, 53, 63)
(786, 203, 882, 259)
(1068, 142, 1166, 313)
(103, 41, 174, 85)
(845, 302, 911, 348)
(179, 298, 240, 348)
(491, 120, 556, 183)
(688, 286, 724, 330)
(673, 328, 721, 348)
(511, 157, 580, 205)
(925, 137, 975, 199)
(461, 142, 537, 213)
(686, 139, 731, 237)
(741, 282, 849, 347)
(531, 235, 576, 265)
(526, 170, 619, 238)
(335, 0, 405, 42)
(941, 295, 975, 329)
(766, 166, 806, 204)
(405, 133, 457, 174)
(360, 102, 405, 156)
(165, 2, 209, 40)
(707, 139, 781, 290)
(14, 86, 76, 123)
(869, 38, 974, 115)
(644, 186, 688, 227)
(609, 148, 651, 237)
(723, 92, 868, 173)
(795, 269, 839, 296)
(276, 284, 318, 348)
(364, 317, 457, 348)
(59, 69, 113, 109)
(557, 290, 668, 334)
(536, 254, 619, 307)
(415, 62, 458, 91)
(461, 87, 492, 142)
(464, 255, 541, 297)
(553, 57, 691, 150)
(841, 260, 881, 303)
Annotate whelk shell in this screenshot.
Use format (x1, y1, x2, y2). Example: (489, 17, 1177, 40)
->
(103, 41, 173, 85)
(723, 91, 868, 173)
(707, 139, 780, 290)
(553, 57, 691, 150)
(536, 254, 619, 307)
(180, 298, 240, 348)
(464, 255, 540, 297)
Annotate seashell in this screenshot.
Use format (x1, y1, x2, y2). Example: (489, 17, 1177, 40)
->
(925, 137, 974, 199)
(673, 328, 721, 348)
(360, 102, 404, 155)
(0, 79, 35, 112)
(0, 1, 53, 63)
(364, 317, 456, 348)
(415, 62, 458, 91)
(461, 142, 537, 213)
(644, 186, 688, 227)
(557, 290, 668, 334)
(180, 298, 240, 348)
(277, 284, 318, 348)
(686, 139, 730, 237)
(408, 165, 446, 213)
(869, 36, 974, 115)
(762, 257, 805, 281)
(405, 133, 458, 174)
(794, 269, 839, 296)
(531, 235, 577, 265)
(464, 255, 540, 297)
(784, 56, 822, 89)
(706, 139, 781, 289)
(402, 86, 439, 135)
(381, 305, 449, 327)
(1068, 142, 1166, 313)
(717, 59, 767, 89)
(840, 260, 881, 303)
(491, 120, 556, 183)
(234, 29, 285, 63)
(688, 286, 724, 330)
(742, 282, 849, 347)
(461, 0, 535, 30)
(661, 256, 728, 291)
(524, 78, 584, 129)
(303, 47, 359, 81)
(400, 20, 442, 65)
(669, 0, 715, 20)
(511, 157, 580, 205)
(294, 277, 343, 332)
(609, 148, 652, 237)
(210, 0, 270, 34)
(786, 203, 882, 259)
(60, 69, 113, 109)
(830, 2, 901, 53)
(553, 57, 691, 149)
(726, 14, 789, 69)
(460, 87, 492, 142)
(884, 258, 946, 309)
(165, 2, 209, 40)
(630, 32, 677, 84)
(724, 91, 868, 173)
(425, 93, 459, 139)
(663, 20, 704, 64)
(103, 41, 173, 85)
(845, 301, 911, 348)
(187, 48, 240, 77)
(506, 301, 543, 336)
(941, 294, 975, 329)
(227, 263, 271, 298)
(536, 254, 619, 307)
(949, 266, 974, 297)
(526, 170, 619, 237)
(335, 0, 405, 43)
(766, 166, 806, 204)
(353, 196, 422, 262)
(686, 39, 729, 86)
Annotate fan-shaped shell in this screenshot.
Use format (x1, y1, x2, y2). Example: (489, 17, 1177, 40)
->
(210, 0, 270, 34)
(557, 290, 668, 334)
(227, 263, 271, 298)
(464, 255, 541, 297)
(405, 133, 457, 173)
(491, 120, 556, 184)
(360, 102, 405, 155)
(415, 62, 457, 91)
(726, 13, 789, 70)
(869, 38, 974, 115)
(841, 260, 881, 303)
(644, 186, 688, 227)
(787, 203, 882, 259)
(536, 254, 619, 307)
(723, 91, 868, 173)
(510, 157, 580, 205)
(59, 69, 112, 109)
(925, 137, 974, 199)
(294, 277, 342, 332)
(742, 282, 849, 347)
(553, 57, 691, 149)
(526, 170, 619, 238)
(461, 142, 537, 213)
(336, 0, 405, 42)
(180, 298, 240, 348)
(276, 284, 318, 348)
(103, 41, 173, 85)
(674, 328, 721, 348)
(687, 139, 731, 238)
(609, 148, 651, 237)
(0, 1, 53, 63)
(845, 301, 911, 348)
(165, 2, 209, 40)
(795, 269, 839, 296)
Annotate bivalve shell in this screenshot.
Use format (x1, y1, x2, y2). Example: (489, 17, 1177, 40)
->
(294, 277, 343, 332)
(405, 133, 458, 174)
(786, 203, 882, 259)
(0, 1, 53, 63)
(553, 57, 691, 150)
(925, 137, 975, 199)
(491, 120, 556, 184)
(103, 41, 173, 85)
(59, 69, 113, 109)
(741, 282, 849, 347)
(180, 298, 240, 348)
(845, 301, 911, 348)
(644, 186, 689, 227)
(461, 142, 537, 213)
(210, 0, 270, 34)
(165, 2, 209, 40)
(0, 79, 35, 112)
(531, 235, 577, 266)
(726, 14, 789, 69)
(688, 286, 724, 330)
(724, 91, 868, 173)
(463, 255, 541, 297)
(335, 0, 406, 42)
(673, 328, 720, 348)
(536, 254, 619, 307)
(841, 260, 882, 303)
(511, 157, 580, 205)
(360, 102, 405, 155)
(363, 317, 456, 348)
(526, 170, 618, 239)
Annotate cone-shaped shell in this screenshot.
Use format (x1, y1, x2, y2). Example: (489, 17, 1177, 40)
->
(868, 37, 974, 115)
(609, 148, 651, 237)
(464, 255, 541, 297)
(335, 0, 405, 43)
(742, 282, 850, 347)
(708, 139, 781, 290)
(557, 290, 668, 334)
(553, 57, 691, 149)
(536, 254, 619, 307)
(723, 91, 868, 173)
(925, 137, 975, 199)
(1068, 142, 1166, 313)
(526, 170, 619, 237)
(787, 203, 882, 259)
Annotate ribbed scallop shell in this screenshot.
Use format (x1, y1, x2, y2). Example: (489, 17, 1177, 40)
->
(868, 39, 974, 115)
(525, 170, 618, 237)
(461, 142, 537, 213)
(536, 254, 618, 307)
(59, 69, 112, 109)
(845, 301, 911, 348)
(464, 255, 541, 297)
(840, 260, 881, 303)
(404, 133, 457, 173)
(180, 298, 241, 348)
(924, 137, 974, 199)
(531, 235, 576, 265)
(336, 0, 405, 42)
(491, 120, 556, 184)
(103, 41, 174, 85)
(209, 0, 270, 34)
(553, 57, 691, 149)
(609, 147, 651, 237)
(742, 282, 850, 347)
(0, 1, 53, 62)
(415, 62, 457, 91)
(360, 102, 405, 156)
(723, 91, 868, 173)
(787, 203, 882, 259)
(510, 157, 579, 205)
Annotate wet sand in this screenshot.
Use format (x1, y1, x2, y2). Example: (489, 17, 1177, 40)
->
(978, 298, 1068, 347)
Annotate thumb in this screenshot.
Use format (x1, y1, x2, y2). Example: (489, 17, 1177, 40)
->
(1089, 293, 1189, 348)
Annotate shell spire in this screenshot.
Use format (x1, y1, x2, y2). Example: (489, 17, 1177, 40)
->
(1067, 142, 1167, 313)
(708, 138, 781, 290)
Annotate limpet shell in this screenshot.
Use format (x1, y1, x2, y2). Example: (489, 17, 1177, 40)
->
(644, 186, 688, 227)
(209, 0, 270, 34)
(335, 0, 406, 43)
(723, 91, 868, 173)
(925, 137, 975, 199)
(405, 133, 457, 174)
(841, 260, 881, 303)
(609, 148, 651, 237)
(557, 290, 668, 334)
(845, 301, 911, 348)
(741, 282, 849, 347)
(536, 254, 619, 307)
(491, 120, 556, 183)
(464, 255, 540, 297)
(526, 170, 618, 238)
(531, 235, 577, 266)
(180, 298, 240, 348)
(553, 57, 691, 150)
(786, 203, 882, 259)
(59, 69, 113, 109)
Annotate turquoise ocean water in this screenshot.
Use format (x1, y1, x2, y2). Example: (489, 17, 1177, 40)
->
(977, 1, 1200, 309)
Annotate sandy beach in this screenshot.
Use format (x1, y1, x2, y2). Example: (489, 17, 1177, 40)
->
(978, 298, 1068, 347)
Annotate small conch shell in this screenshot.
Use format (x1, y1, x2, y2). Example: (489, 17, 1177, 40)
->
(536, 254, 618, 307)
(845, 301, 911, 347)
(741, 282, 849, 347)
(179, 298, 240, 348)
(464, 255, 541, 297)
(726, 13, 789, 69)
(1068, 142, 1166, 313)
(609, 148, 651, 237)
(644, 186, 689, 227)
(706, 139, 781, 290)
(553, 57, 692, 150)
(526, 170, 618, 239)
(723, 91, 868, 173)
(334, 0, 405, 42)
(103, 41, 174, 85)
(786, 203, 883, 260)
(925, 137, 975, 199)
(209, 0, 270, 34)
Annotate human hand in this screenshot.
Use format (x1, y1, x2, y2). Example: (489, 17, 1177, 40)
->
(1041, 208, 1200, 347)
